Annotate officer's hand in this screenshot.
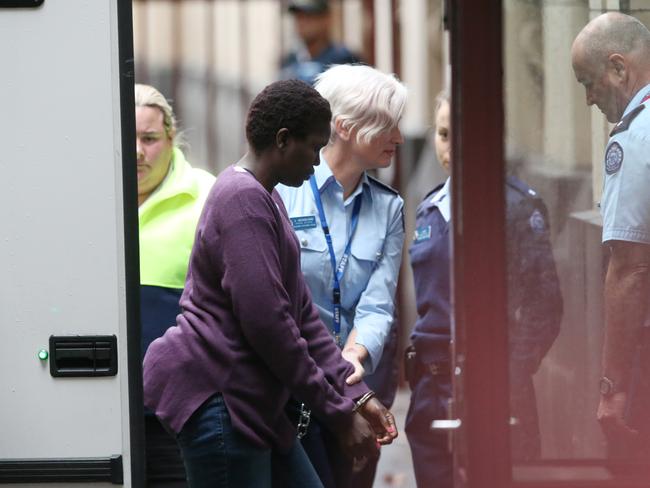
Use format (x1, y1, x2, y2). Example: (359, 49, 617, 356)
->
(337, 412, 379, 462)
(358, 397, 398, 445)
(597, 392, 638, 442)
(342, 344, 367, 385)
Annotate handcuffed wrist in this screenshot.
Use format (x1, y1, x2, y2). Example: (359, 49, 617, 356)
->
(352, 390, 375, 412)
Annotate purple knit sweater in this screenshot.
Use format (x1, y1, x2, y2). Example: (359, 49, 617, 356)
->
(143, 165, 368, 451)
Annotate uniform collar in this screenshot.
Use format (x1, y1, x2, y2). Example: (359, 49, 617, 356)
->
(624, 83, 650, 116)
(430, 177, 451, 223)
(313, 150, 372, 203)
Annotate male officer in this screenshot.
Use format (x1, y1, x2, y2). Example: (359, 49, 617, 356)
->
(280, 0, 360, 85)
(572, 12, 650, 450)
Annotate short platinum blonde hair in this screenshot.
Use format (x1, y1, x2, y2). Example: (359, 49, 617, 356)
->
(314, 64, 407, 144)
(134, 83, 177, 141)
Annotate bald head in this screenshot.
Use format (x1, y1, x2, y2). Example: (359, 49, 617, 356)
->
(573, 12, 650, 70)
(572, 12, 650, 122)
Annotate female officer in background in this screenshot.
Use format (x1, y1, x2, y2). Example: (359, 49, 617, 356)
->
(136, 83, 216, 486)
(276, 64, 407, 488)
(405, 91, 562, 487)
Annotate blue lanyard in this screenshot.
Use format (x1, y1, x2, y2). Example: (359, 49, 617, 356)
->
(309, 175, 362, 345)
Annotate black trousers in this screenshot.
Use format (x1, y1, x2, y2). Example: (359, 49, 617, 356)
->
(145, 415, 188, 487)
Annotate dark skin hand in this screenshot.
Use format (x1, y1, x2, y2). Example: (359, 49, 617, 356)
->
(336, 397, 398, 462)
(358, 397, 398, 445)
(338, 412, 379, 461)
(598, 240, 650, 441)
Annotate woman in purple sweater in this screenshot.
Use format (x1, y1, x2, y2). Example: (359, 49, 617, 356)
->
(143, 80, 397, 488)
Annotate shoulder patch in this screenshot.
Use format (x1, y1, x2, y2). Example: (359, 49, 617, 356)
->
(367, 175, 399, 195)
(605, 142, 624, 175)
(610, 104, 645, 137)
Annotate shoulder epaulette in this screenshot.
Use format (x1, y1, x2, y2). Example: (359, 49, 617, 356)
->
(610, 104, 645, 137)
(423, 182, 445, 202)
(367, 175, 399, 195)
(505, 175, 538, 199)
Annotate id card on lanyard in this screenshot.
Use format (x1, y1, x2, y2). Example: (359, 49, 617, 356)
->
(309, 175, 362, 346)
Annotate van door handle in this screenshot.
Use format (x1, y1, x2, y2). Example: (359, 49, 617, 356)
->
(49, 335, 117, 377)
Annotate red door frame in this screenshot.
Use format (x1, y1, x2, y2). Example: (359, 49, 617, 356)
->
(450, 2, 649, 487)
(450, 1, 510, 487)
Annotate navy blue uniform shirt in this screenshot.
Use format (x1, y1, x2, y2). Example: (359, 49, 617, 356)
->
(280, 43, 360, 86)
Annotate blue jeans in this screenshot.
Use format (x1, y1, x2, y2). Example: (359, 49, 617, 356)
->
(177, 394, 323, 488)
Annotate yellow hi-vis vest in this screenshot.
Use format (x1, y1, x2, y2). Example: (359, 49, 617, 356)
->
(138, 147, 216, 288)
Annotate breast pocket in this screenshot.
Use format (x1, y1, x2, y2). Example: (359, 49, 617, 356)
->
(409, 219, 448, 268)
(295, 227, 329, 280)
(347, 235, 385, 296)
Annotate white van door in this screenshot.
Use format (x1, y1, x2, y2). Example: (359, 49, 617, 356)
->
(0, 0, 142, 486)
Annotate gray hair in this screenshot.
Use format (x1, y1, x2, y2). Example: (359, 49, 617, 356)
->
(314, 64, 407, 144)
(134, 83, 177, 141)
(582, 13, 650, 69)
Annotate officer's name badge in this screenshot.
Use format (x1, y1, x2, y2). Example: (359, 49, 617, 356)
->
(290, 215, 317, 230)
(605, 141, 624, 175)
(413, 225, 432, 242)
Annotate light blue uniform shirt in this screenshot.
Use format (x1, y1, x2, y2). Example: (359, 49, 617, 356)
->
(602, 83, 650, 244)
(276, 155, 405, 373)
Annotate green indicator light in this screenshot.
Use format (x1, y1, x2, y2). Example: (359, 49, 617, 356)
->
(38, 349, 49, 361)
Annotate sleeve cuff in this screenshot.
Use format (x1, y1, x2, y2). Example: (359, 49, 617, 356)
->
(354, 327, 387, 375)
